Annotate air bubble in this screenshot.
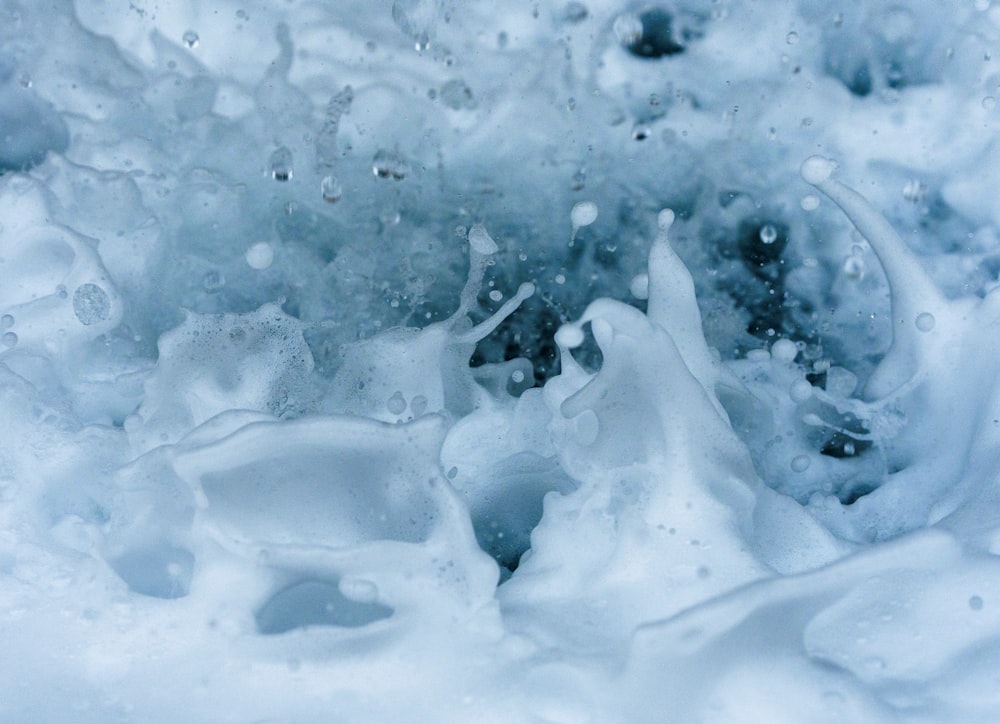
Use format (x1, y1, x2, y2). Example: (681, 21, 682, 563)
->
(72, 283, 111, 325)
(183, 30, 200, 49)
(0, 314, 13, 329)
(372, 149, 409, 180)
(786, 31, 799, 45)
(984, 96, 997, 110)
(245, 242, 274, 270)
(511, 370, 525, 383)
(270, 146, 293, 181)
(321, 175, 343, 203)
(970, 595, 984, 610)
(411, 395, 428, 416)
(488, 290, 503, 302)
(387, 392, 407, 415)
(759, 224, 778, 245)
(915, 312, 935, 332)
(1, 332, 17, 348)
(843, 253, 865, 281)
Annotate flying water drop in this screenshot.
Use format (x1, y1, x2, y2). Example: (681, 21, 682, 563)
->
(182, 30, 200, 49)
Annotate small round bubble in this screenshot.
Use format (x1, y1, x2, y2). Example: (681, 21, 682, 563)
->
(759, 224, 778, 245)
(970, 595, 984, 610)
(786, 31, 799, 45)
(0, 314, 13, 329)
(183, 30, 200, 48)
(1, 332, 17, 348)
(511, 370, 525, 383)
(488, 290, 503, 302)
(73, 283, 111, 325)
(915, 312, 935, 332)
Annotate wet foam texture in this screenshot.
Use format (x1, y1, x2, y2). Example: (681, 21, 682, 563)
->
(4, 1, 1000, 722)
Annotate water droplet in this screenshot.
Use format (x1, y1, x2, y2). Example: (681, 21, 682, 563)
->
(771, 339, 797, 362)
(320, 175, 343, 203)
(72, 283, 111, 325)
(410, 395, 428, 416)
(555, 273, 566, 284)
(801, 194, 820, 211)
(511, 370, 525, 383)
(630, 273, 649, 300)
(555, 324, 584, 348)
(468, 224, 498, 255)
(915, 312, 935, 332)
(984, 96, 997, 110)
(270, 146, 293, 181)
(786, 31, 799, 45)
(1, 332, 17, 348)
(372, 149, 409, 180)
(245, 242, 274, 270)
(790, 379, 813, 403)
(182, 30, 200, 49)
(969, 595, 984, 610)
(759, 223, 778, 245)
(386, 391, 407, 415)
(571, 201, 598, 228)
(0, 314, 13, 329)
(791, 455, 811, 472)
(488, 290, 503, 302)
(801, 155, 838, 185)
